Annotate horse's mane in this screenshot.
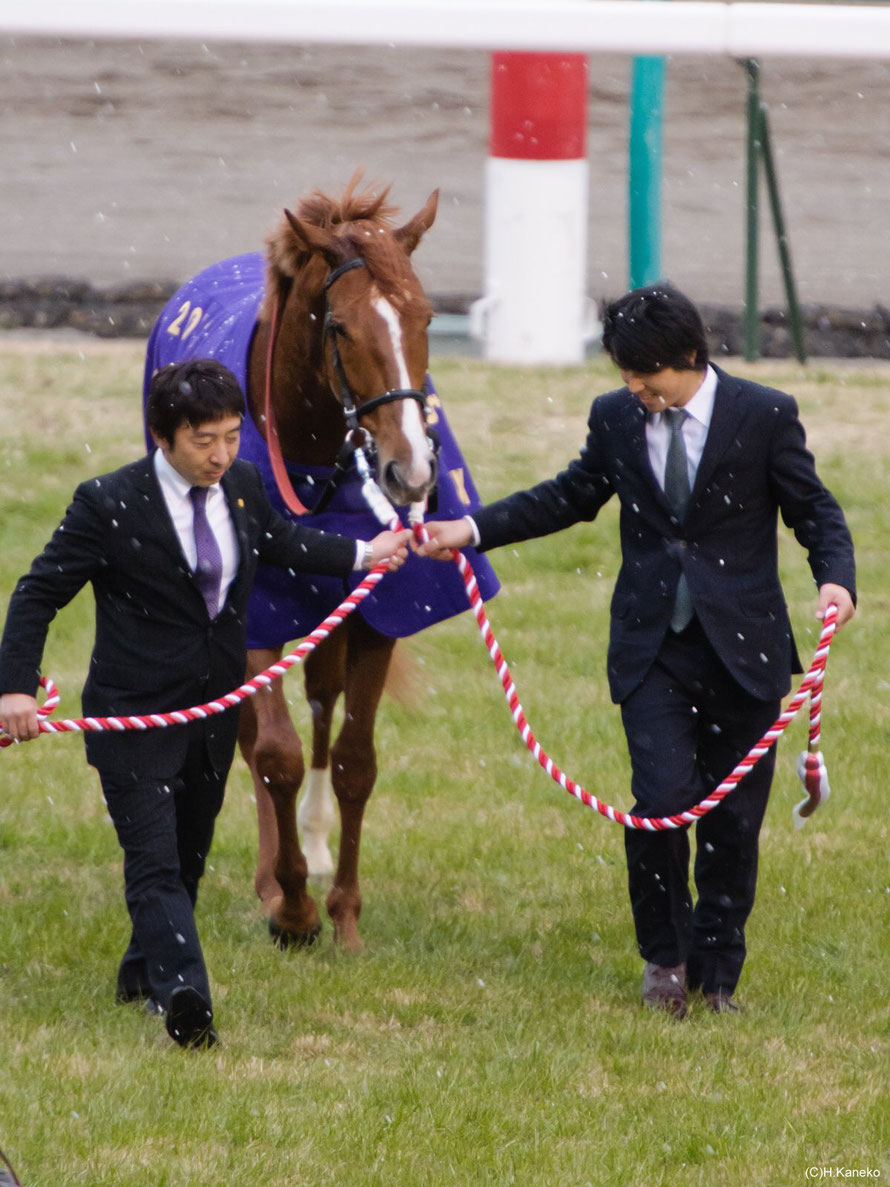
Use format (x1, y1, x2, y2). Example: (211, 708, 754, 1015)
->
(296, 172, 398, 231)
(265, 174, 423, 316)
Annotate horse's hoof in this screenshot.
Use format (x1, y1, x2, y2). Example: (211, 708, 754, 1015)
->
(267, 916, 322, 950)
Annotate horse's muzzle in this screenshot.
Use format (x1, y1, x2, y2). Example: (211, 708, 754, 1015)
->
(381, 452, 438, 506)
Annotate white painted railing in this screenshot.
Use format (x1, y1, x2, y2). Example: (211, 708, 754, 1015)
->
(3, 0, 890, 60)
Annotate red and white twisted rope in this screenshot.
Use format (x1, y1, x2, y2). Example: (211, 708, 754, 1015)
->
(793, 619, 831, 826)
(422, 526, 838, 831)
(0, 562, 391, 749)
(1, 504, 838, 833)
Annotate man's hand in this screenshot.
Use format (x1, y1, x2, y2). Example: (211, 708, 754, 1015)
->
(369, 529, 412, 572)
(0, 693, 41, 742)
(413, 518, 474, 561)
(817, 583, 855, 630)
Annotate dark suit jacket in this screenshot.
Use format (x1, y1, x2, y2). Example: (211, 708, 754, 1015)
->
(0, 454, 357, 776)
(473, 365, 855, 704)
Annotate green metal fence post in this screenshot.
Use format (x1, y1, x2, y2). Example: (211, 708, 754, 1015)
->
(744, 58, 762, 361)
(758, 105, 807, 363)
(629, 55, 665, 289)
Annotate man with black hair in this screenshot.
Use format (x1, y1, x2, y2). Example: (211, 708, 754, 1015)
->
(418, 283, 856, 1017)
(0, 358, 409, 1048)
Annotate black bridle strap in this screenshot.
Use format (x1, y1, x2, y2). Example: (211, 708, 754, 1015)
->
(353, 388, 428, 420)
(324, 257, 429, 429)
(262, 255, 434, 518)
(323, 256, 366, 292)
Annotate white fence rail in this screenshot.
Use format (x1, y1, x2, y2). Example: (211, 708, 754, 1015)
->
(2, 0, 890, 60)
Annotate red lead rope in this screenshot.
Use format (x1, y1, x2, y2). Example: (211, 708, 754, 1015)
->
(2, 528, 838, 832)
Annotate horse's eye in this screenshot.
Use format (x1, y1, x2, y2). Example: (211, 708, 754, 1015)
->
(330, 321, 349, 339)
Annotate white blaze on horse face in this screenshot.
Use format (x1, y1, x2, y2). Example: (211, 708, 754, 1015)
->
(371, 293, 433, 491)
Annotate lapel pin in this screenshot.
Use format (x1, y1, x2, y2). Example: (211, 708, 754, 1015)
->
(237, 498, 244, 508)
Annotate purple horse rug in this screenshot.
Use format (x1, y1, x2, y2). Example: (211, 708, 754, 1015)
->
(143, 253, 499, 648)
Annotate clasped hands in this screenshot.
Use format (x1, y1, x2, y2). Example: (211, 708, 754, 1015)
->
(410, 517, 474, 561)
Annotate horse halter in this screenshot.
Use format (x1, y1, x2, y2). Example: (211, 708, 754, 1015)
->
(262, 255, 438, 519)
(322, 257, 430, 433)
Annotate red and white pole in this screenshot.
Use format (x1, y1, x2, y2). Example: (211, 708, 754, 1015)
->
(472, 52, 592, 365)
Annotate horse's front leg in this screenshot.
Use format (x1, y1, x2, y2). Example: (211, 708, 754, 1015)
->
(300, 630, 347, 882)
(238, 647, 320, 947)
(327, 618, 396, 952)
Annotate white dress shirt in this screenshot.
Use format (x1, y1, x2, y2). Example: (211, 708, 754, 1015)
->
(153, 449, 240, 606)
(153, 450, 368, 585)
(645, 365, 717, 492)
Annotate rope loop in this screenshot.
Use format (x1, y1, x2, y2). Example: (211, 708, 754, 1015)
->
(410, 521, 839, 831)
(1, 501, 839, 835)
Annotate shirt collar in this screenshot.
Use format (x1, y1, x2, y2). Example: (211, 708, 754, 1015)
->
(679, 364, 717, 429)
(153, 447, 222, 501)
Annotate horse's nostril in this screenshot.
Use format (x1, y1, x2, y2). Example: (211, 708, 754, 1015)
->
(382, 456, 435, 500)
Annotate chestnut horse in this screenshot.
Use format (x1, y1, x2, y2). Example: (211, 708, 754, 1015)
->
(144, 177, 498, 952)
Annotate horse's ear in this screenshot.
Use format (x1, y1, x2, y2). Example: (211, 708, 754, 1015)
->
(394, 189, 439, 255)
(283, 209, 342, 268)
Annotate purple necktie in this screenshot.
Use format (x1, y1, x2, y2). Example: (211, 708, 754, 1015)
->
(189, 486, 223, 618)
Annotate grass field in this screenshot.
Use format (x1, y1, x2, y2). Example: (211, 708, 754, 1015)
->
(0, 341, 887, 1186)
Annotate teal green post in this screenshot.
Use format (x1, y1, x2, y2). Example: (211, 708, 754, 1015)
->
(744, 59, 762, 361)
(628, 55, 665, 289)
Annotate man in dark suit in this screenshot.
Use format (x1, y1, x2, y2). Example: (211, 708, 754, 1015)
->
(0, 358, 409, 1048)
(418, 283, 855, 1017)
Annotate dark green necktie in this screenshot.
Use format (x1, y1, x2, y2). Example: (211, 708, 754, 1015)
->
(664, 409, 694, 631)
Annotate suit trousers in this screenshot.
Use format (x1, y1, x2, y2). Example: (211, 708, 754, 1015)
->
(620, 618, 780, 994)
(98, 732, 227, 1009)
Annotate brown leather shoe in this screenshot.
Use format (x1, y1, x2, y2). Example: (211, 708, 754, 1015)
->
(642, 961, 687, 1018)
(703, 991, 740, 1014)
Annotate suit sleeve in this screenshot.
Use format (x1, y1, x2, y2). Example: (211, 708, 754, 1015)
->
(473, 401, 616, 551)
(768, 397, 856, 599)
(0, 483, 107, 695)
(244, 466, 357, 576)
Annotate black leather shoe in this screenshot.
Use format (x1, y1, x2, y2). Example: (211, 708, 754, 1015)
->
(703, 991, 740, 1014)
(642, 961, 688, 1019)
(165, 986, 217, 1049)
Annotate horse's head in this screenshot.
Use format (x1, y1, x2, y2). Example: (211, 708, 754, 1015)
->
(269, 179, 439, 509)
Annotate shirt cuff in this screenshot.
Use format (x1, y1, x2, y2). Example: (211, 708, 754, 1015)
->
(353, 540, 374, 570)
(464, 515, 481, 547)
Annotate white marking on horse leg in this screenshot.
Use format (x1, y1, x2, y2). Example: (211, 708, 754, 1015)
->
(372, 293, 432, 490)
(297, 767, 336, 880)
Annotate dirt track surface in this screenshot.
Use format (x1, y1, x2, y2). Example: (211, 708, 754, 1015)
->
(1, 36, 888, 310)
